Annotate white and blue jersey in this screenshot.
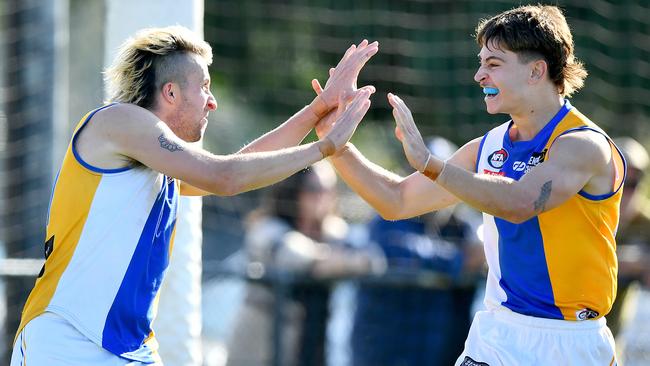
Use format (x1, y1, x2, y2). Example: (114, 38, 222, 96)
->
(15, 104, 179, 363)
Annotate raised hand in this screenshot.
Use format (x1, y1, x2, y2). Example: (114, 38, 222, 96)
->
(311, 40, 379, 116)
(319, 89, 372, 156)
(315, 99, 343, 140)
(388, 93, 444, 180)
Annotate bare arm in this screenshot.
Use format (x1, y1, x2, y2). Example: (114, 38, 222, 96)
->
(328, 140, 479, 219)
(235, 105, 324, 154)
(389, 93, 615, 223)
(308, 88, 477, 219)
(90, 92, 370, 196)
(180, 40, 378, 196)
(435, 132, 611, 222)
(177, 103, 329, 195)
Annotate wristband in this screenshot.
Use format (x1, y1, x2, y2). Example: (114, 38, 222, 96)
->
(421, 154, 432, 173)
(318, 137, 336, 158)
(421, 154, 443, 181)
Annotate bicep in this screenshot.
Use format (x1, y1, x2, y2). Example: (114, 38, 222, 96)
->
(516, 132, 609, 213)
(107, 105, 225, 193)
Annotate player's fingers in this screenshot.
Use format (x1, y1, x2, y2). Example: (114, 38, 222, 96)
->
(392, 95, 414, 126)
(359, 85, 376, 95)
(363, 44, 379, 60)
(353, 87, 371, 102)
(337, 44, 356, 67)
(312, 79, 323, 95)
(350, 43, 378, 73)
(343, 90, 370, 120)
(336, 93, 346, 116)
(387, 92, 398, 108)
(389, 94, 407, 125)
(359, 98, 371, 116)
(395, 126, 404, 142)
(392, 106, 405, 133)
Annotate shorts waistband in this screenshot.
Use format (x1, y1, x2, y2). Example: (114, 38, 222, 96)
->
(489, 308, 606, 331)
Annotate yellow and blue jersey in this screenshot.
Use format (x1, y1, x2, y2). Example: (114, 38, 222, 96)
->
(16, 104, 178, 363)
(476, 100, 625, 321)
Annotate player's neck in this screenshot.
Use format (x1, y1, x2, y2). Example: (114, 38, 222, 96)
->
(509, 94, 564, 142)
(148, 103, 169, 123)
(149, 103, 179, 134)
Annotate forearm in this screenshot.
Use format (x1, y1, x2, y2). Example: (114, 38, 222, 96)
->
(435, 162, 528, 222)
(329, 144, 405, 218)
(238, 99, 329, 154)
(216, 140, 328, 195)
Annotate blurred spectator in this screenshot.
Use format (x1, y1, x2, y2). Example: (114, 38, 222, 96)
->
(226, 162, 381, 366)
(607, 137, 650, 349)
(350, 137, 485, 366)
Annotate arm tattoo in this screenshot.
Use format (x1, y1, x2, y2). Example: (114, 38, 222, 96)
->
(158, 134, 183, 152)
(533, 180, 552, 212)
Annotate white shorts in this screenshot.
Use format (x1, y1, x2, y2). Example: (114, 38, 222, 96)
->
(455, 309, 617, 366)
(10, 312, 161, 366)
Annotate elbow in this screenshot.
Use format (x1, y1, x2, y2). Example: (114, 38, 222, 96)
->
(375, 202, 412, 221)
(374, 186, 414, 221)
(207, 164, 245, 196)
(212, 184, 241, 197)
(210, 178, 244, 197)
(501, 212, 531, 224)
(377, 210, 401, 221)
(498, 201, 536, 224)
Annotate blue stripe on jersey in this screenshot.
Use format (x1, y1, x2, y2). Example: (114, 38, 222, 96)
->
(495, 217, 564, 319)
(101, 177, 178, 361)
(491, 105, 569, 319)
(19, 332, 25, 365)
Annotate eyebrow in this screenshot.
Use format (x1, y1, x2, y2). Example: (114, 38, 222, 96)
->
(477, 55, 507, 63)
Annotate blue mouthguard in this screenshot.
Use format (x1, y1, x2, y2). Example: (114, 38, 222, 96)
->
(483, 87, 499, 95)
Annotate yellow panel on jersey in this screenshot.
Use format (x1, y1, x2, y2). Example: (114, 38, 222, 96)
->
(17, 146, 103, 335)
(539, 195, 619, 320)
(539, 109, 623, 321)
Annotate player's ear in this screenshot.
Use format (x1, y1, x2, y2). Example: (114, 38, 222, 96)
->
(530, 60, 547, 83)
(161, 82, 178, 104)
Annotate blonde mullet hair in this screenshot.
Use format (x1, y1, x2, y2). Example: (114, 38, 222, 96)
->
(104, 25, 212, 108)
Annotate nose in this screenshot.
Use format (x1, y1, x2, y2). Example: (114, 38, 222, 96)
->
(207, 93, 217, 111)
(473, 67, 486, 84)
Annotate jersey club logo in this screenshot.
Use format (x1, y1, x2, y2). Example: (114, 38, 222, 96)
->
(488, 148, 509, 169)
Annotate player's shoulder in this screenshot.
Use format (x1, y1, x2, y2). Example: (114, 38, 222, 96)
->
(554, 128, 610, 154)
(93, 103, 155, 125)
(549, 128, 611, 166)
(89, 103, 162, 141)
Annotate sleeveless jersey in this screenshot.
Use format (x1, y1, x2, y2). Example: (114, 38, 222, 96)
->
(476, 100, 625, 321)
(16, 104, 179, 362)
